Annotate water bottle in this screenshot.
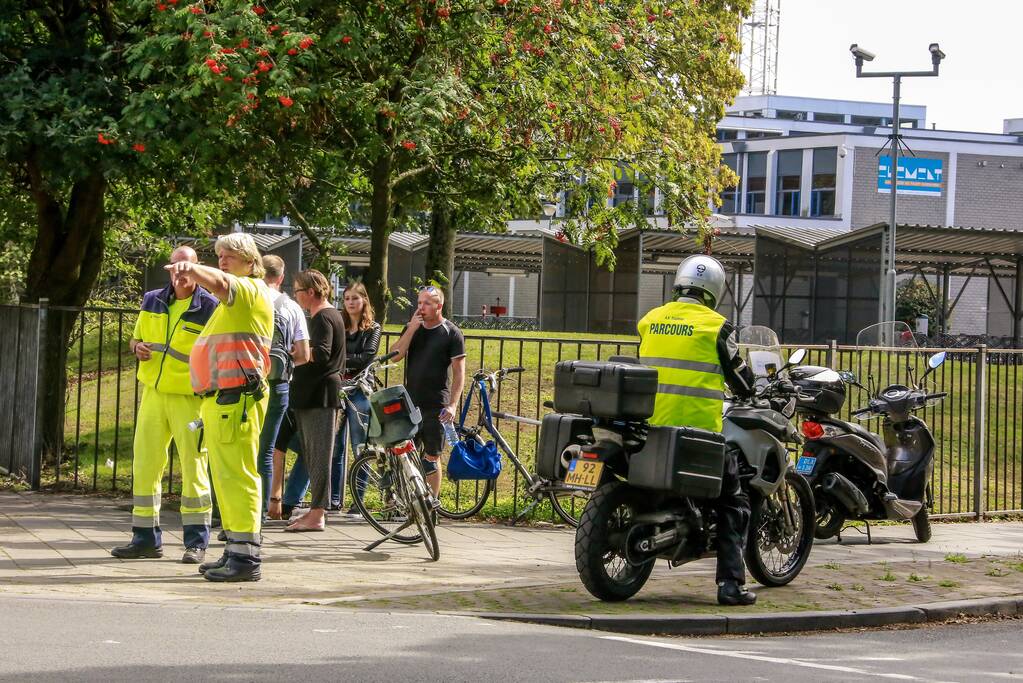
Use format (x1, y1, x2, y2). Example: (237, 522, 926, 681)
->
(443, 421, 458, 448)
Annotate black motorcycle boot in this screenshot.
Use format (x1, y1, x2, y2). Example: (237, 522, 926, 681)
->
(111, 543, 163, 559)
(717, 581, 757, 606)
(203, 557, 261, 583)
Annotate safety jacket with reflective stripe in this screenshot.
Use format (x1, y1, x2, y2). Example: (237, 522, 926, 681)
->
(190, 276, 274, 395)
(133, 285, 218, 395)
(638, 301, 727, 432)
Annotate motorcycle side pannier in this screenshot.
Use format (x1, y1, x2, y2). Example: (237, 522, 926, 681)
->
(553, 360, 658, 420)
(628, 425, 726, 499)
(535, 413, 594, 480)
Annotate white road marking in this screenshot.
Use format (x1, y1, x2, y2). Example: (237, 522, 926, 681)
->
(101, 640, 120, 644)
(600, 636, 957, 682)
(312, 629, 337, 633)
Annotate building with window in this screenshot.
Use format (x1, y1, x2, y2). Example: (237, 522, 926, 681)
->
(705, 94, 1023, 339)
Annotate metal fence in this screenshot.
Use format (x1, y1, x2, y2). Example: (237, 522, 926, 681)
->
(3, 302, 1021, 520)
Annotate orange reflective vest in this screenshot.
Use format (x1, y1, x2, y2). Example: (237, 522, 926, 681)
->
(189, 276, 274, 394)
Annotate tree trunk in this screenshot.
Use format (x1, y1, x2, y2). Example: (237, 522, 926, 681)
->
(425, 200, 456, 318)
(364, 152, 393, 323)
(23, 167, 107, 467)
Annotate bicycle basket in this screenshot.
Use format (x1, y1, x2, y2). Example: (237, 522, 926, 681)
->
(447, 438, 502, 481)
(368, 385, 422, 445)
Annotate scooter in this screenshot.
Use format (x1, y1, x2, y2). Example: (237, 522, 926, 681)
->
(793, 322, 948, 543)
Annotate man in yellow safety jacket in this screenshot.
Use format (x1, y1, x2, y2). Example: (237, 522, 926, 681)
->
(165, 233, 274, 582)
(637, 254, 758, 606)
(111, 246, 218, 564)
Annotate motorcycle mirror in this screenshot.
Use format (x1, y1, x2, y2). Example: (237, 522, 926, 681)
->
(787, 348, 807, 365)
(920, 351, 947, 382)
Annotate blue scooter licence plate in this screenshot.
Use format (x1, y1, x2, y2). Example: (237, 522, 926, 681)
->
(795, 455, 817, 475)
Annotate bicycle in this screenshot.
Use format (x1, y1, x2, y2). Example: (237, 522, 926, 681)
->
(344, 352, 439, 561)
(435, 366, 591, 526)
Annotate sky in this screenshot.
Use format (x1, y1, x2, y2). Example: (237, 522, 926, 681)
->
(771, 0, 1023, 134)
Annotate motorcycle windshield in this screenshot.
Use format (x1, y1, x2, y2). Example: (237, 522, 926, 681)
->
(738, 325, 784, 379)
(856, 322, 918, 349)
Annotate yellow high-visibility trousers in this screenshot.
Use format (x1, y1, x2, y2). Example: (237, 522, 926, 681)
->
(201, 390, 267, 563)
(131, 385, 211, 548)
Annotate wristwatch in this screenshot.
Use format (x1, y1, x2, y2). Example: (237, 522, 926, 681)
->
(269, 497, 282, 503)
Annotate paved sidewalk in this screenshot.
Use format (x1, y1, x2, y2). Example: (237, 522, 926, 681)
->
(1, 490, 1021, 616)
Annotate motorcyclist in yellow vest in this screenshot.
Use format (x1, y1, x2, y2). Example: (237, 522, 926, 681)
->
(638, 255, 758, 606)
(111, 246, 218, 564)
(165, 233, 274, 583)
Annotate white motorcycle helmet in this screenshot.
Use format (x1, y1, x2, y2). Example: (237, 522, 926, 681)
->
(673, 255, 726, 310)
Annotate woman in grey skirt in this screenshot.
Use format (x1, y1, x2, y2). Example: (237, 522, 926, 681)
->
(284, 270, 346, 532)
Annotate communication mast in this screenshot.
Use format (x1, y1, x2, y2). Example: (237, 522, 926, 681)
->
(738, 0, 781, 96)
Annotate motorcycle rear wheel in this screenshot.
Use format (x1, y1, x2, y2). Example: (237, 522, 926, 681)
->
(747, 471, 815, 587)
(574, 481, 655, 602)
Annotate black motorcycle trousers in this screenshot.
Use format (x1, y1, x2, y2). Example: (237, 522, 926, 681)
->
(715, 449, 750, 585)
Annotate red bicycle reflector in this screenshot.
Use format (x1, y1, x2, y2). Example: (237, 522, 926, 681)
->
(382, 401, 403, 415)
(801, 421, 825, 440)
(393, 440, 415, 455)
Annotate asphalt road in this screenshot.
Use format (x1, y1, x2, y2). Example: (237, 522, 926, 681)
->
(2, 596, 1021, 682)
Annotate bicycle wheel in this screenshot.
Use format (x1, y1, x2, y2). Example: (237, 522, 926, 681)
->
(410, 492, 441, 561)
(549, 487, 591, 527)
(437, 475, 494, 520)
(348, 453, 422, 544)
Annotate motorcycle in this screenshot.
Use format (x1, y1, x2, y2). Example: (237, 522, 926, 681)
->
(553, 326, 815, 602)
(792, 321, 948, 543)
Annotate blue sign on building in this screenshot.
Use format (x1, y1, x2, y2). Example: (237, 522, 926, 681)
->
(877, 156, 943, 196)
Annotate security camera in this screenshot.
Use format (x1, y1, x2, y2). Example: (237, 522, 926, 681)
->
(928, 43, 945, 61)
(849, 44, 875, 62)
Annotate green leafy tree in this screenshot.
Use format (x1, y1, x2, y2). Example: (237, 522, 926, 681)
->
(138, 0, 750, 319)
(896, 278, 941, 328)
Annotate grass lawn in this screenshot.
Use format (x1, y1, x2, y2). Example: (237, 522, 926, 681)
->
(52, 322, 1023, 519)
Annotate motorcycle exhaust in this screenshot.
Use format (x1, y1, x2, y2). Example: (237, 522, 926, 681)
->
(820, 472, 870, 516)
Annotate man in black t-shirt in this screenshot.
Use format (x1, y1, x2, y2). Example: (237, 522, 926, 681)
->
(391, 286, 466, 497)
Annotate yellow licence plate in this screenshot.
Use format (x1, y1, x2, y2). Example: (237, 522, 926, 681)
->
(564, 459, 604, 490)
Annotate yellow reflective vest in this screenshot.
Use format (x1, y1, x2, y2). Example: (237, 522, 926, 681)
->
(637, 301, 727, 432)
(133, 285, 218, 395)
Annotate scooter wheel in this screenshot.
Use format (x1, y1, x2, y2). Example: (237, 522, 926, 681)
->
(912, 506, 931, 543)
(814, 500, 846, 540)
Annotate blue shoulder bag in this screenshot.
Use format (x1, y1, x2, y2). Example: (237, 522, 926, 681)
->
(447, 438, 502, 481)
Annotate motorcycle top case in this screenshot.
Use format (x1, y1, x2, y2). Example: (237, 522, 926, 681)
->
(628, 425, 726, 499)
(368, 385, 422, 445)
(553, 360, 658, 420)
(536, 413, 594, 480)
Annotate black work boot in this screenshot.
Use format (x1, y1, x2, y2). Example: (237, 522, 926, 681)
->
(717, 581, 757, 606)
(198, 551, 228, 575)
(111, 544, 163, 559)
(203, 557, 261, 583)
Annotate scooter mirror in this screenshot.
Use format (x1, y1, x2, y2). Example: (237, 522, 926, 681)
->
(928, 351, 947, 370)
(787, 348, 807, 365)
